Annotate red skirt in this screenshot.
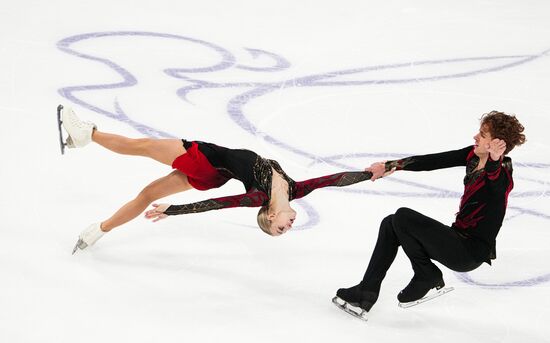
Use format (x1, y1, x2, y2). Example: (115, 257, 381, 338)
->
(171, 142, 230, 191)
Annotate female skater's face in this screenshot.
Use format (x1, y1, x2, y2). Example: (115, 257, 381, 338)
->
(269, 209, 296, 236)
(473, 124, 493, 156)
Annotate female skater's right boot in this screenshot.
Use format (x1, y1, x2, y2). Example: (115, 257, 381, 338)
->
(61, 106, 96, 148)
(72, 223, 105, 254)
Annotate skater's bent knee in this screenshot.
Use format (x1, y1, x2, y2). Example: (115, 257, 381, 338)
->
(137, 186, 161, 203)
(393, 207, 417, 224)
(394, 207, 415, 217)
(378, 214, 395, 235)
(380, 214, 393, 229)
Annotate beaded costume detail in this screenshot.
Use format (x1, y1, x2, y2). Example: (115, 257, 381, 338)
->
(253, 156, 296, 198)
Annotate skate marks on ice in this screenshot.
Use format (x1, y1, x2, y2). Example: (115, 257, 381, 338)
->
(55, 31, 550, 286)
(55, 31, 550, 194)
(454, 270, 550, 289)
(398, 286, 454, 309)
(56, 31, 550, 144)
(332, 296, 369, 321)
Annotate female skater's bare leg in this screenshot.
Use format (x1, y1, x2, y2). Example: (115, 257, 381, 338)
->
(100, 170, 193, 231)
(73, 171, 193, 254)
(92, 130, 185, 166)
(60, 106, 185, 165)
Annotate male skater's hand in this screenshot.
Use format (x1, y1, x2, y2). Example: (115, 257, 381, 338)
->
(487, 138, 506, 161)
(366, 161, 396, 181)
(145, 203, 170, 222)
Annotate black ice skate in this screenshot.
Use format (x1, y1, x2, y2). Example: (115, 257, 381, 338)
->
(332, 284, 378, 321)
(397, 276, 454, 308)
(56, 104, 67, 154)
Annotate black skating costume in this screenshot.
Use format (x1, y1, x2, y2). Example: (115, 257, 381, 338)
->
(338, 146, 514, 309)
(166, 140, 372, 215)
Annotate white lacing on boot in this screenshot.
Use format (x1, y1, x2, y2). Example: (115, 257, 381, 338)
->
(61, 107, 96, 148)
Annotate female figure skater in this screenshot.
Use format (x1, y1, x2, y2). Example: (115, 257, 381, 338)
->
(59, 106, 373, 254)
(333, 111, 526, 319)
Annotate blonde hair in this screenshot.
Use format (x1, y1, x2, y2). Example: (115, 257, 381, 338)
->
(257, 206, 273, 235)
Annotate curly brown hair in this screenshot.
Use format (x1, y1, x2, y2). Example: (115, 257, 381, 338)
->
(480, 111, 526, 155)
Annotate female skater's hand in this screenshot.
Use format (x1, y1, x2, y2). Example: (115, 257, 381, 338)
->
(366, 161, 395, 181)
(145, 203, 170, 222)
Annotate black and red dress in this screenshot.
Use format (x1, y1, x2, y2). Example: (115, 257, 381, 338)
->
(166, 140, 372, 215)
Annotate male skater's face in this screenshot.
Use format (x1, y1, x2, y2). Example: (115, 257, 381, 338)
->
(473, 124, 493, 156)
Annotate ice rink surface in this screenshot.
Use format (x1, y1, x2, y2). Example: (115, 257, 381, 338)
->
(1, 1, 549, 342)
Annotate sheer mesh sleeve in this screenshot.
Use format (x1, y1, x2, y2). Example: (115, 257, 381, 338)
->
(293, 171, 373, 200)
(164, 190, 269, 216)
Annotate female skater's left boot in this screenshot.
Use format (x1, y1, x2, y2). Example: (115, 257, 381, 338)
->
(61, 106, 96, 148)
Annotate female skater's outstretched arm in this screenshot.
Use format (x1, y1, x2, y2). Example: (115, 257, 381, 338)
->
(144, 171, 373, 222)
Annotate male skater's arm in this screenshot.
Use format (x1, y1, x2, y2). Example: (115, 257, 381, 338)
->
(368, 146, 473, 181)
(484, 138, 511, 189)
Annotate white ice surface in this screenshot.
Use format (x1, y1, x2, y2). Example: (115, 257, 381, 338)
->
(1, 1, 549, 342)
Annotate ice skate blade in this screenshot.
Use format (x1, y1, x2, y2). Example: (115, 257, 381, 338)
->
(71, 238, 88, 255)
(398, 286, 454, 308)
(56, 104, 67, 155)
(332, 296, 369, 321)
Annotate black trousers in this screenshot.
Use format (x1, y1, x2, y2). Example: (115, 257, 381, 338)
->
(361, 207, 482, 292)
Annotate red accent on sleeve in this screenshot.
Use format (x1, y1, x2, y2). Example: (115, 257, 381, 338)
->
(485, 157, 503, 181)
(293, 173, 346, 199)
(213, 190, 269, 208)
(164, 190, 269, 216)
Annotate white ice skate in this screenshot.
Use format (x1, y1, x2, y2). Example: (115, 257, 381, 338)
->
(332, 296, 370, 321)
(60, 105, 96, 149)
(72, 223, 105, 255)
(398, 286, 454, 308)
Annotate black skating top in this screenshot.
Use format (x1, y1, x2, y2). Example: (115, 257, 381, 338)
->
(385, 146, 514, 264)
(164, 141, 373, 215)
